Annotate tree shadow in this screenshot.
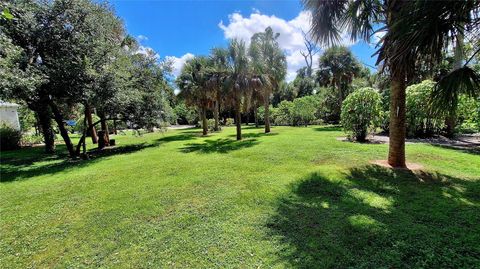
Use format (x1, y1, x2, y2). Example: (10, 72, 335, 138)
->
(313, 126, 342, 132)
(227, 132, 279, 139)
(1, 133, 197, 183)
(180, 138, 259, 154)
(268, 165, 480, 268)
(430, 143, 480, 155)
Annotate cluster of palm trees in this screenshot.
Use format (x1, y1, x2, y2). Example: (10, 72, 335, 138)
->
(303, 0, 480, 168)
(176, 27, 287, 140)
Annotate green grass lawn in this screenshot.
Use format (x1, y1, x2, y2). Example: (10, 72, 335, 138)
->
(1, 126, 479, 268)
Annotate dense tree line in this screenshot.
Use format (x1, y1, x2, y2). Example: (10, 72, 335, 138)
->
(0, 0, 174, 157)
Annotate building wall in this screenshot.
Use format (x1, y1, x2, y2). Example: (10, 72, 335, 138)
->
(0, 106, 21, 130)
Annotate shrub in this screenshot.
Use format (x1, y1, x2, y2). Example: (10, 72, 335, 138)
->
(456, 95, 480, 133)
(0, 123, 22, 150)
(174, 102, 197, 125)
(21, 133, 43, 146)
(341, 87, 381, 142)
(224, 118, 234, 126)
(291, 95, 318, 126)
(272, 100, 294, 125)
(207, 118, 220, 131)
(406, 80, 444, 137)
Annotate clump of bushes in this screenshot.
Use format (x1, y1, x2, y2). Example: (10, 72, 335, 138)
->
(173, 102, 198, 125)
(0, 123, 22, 150)
(340, 87, 381, 142)
(268, 95, 321, 126)
(224, 118, 234, 126)
(405, 80, 444, 137)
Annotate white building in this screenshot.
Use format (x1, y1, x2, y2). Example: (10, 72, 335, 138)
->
(0, 101, 21, 130)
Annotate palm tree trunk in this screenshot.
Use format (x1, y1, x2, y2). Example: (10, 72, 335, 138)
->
(214, 100, 220, 131)
(264, 89, 271, 133)
(445, 29, 464, 138)
(235, 102, 242, 140)
(388, 72, 407, 168)
(202, 107, 208, 135)
(85, 104, 98, 144)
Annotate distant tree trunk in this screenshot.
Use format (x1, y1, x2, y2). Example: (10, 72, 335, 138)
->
(85, 104, 98, 144)
(264, 89, 271, 133)
(36, 108, 55, 153)
(201, 106, 208, 135)
(99, 112, 110, 146)
(113, 119, 118, 135)
(254, 106, 259, 128)
(214, 100, 220, 131)
(235, 101, 242, 140)
(388, 72, 407, 168)
(50, 101, 76, 157)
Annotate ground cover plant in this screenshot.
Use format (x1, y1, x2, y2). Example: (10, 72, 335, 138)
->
(1, 126, 479, 268)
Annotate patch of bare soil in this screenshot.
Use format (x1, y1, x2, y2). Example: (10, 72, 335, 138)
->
(370, 160, 424, 171)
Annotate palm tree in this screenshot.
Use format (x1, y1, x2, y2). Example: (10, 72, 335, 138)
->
(176, 56, 212, 136)
(249, 27, 287, 133)
(303, 0, 480, 167)
(208, 47, 229, 131)
(225, 39, 251, 140)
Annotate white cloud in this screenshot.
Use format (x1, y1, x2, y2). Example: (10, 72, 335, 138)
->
(165, 53, 195, 77)
(218, 10, 355, 81)
(137, 35, 149, 42)
(136, 45, 160, 60)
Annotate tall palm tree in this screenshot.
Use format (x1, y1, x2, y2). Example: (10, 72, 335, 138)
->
(249, 27, 287, 133)
(176, 56, 212, 135)
(303, 0, 480, 167)
(208, 47, 229, 131)
(225, 39, 251, 140)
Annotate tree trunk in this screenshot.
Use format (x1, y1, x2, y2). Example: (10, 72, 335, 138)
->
(201, 107, 208, 135)
(36, 109, 55, 153)
(264, 89, 271, 133)
(214, 100, 220, 131)
(254, 106, 259, 128)
(50, 101, 76, 157)
(85, 104, 98, 144)
(235, 103, 242, 140)
(113, 119, 118, 135)
(444, 112, 456, 138)
(99, 112, 110, 146)
(388, 73, 407, 168)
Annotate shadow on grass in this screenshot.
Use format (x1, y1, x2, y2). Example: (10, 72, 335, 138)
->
(430, 143, 480, 155)
(227, 132, 279, 139)
(268, 165, 480, 268)
(180, 138, 259, 154)
(1, 133, 197, 183)
(313, 125, 342, 132)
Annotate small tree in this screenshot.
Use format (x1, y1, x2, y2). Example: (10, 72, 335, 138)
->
(341, 87, 381, 142)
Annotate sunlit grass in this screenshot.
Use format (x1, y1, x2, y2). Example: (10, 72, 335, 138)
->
(1, 126, 479, 267)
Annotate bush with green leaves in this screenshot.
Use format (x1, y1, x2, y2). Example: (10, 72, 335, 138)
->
(291, 95, 319, 126)
(340, 87, 381, 142)
(173, 102, 197, 125)
(406, 80, 444, 137)
(456, 95, 480, 133)
(272, 100, 294, 125)
(0, 123, 22, 150)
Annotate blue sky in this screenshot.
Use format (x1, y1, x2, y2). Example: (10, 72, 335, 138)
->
(110, 0, 378, 80)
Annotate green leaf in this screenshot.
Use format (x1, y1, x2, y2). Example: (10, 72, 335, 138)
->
(1, 8, 14, 20)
